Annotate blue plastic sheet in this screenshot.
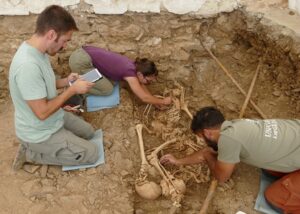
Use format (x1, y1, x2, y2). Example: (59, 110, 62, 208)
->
(62, 129, 105, 171)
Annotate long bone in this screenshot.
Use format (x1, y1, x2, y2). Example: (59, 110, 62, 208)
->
(143, 104, 152, 121)
(143, 95, 168, 122)
(173, 84, 217, 213)
(184, 139, 202, 151)
(174, 82, 193, 119)
(148, 139, 177, 189)
(148, 139, 186, 208)
(135, 124, 161, 200)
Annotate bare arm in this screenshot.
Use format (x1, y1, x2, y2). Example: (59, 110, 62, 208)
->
(203, 148, 236, 183)
(27, 79, 94, 120)
(124, 76, 171, 105)
(160, 150, 205, 166)
(161, 148, 236, 183)
(56, 78, 69, 89)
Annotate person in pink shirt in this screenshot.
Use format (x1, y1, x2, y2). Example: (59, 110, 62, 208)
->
(69, 46, 172, 107)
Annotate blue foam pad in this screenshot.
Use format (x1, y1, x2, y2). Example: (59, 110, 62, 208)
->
(86, 83, 120, 112)
(62, 129, 105, 171)
(254, 171, 282, 214)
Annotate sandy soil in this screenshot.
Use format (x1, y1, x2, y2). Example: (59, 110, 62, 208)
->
(0, 90, 260, 214)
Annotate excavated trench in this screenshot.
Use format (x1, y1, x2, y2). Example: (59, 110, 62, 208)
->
(83, 9, 300, 214)
(1, 8, 300, 214)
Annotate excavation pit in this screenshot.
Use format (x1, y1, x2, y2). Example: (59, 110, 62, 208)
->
(83, 9, 300, 213)
(1, 7, 300, 214)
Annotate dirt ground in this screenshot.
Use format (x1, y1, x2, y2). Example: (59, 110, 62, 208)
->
(1, 1, 300, 214)
(0, 83, 261, 214)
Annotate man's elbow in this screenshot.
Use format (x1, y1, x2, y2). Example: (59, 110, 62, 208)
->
(34, 111, 49, 121)
(37, 114, 47, 121)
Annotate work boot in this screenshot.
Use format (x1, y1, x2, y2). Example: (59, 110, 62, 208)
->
(12, 144, 27, 171)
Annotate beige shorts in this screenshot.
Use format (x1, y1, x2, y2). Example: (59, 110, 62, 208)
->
(69, 48, 114, 96)
(20, 112, 99, 166)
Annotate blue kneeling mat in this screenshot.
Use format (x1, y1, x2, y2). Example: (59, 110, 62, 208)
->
(254, 171, 282, 214)
(86, 83, 120, 112)
(62, 129, 105, 171)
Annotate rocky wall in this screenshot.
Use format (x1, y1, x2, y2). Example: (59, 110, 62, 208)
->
(0, 0, 239, 15)
(1, 9, 300, 115)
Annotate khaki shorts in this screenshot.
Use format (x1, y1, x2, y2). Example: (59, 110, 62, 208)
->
(69, 48, 114, 96)
(20, 112, 99, 166)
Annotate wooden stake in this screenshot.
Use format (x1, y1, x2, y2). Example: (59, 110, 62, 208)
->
(197, 42, 267, 214)
(239, 56, 264, 118)
(201, 42, 267, 119)
(199, 179, 218, 214)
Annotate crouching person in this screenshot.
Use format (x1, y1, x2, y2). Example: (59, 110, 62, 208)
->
(160, 106, 300, 214)
(9, 5, 98, 170)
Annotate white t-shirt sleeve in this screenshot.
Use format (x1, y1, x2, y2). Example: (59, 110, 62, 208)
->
(15, 63, 47, 100)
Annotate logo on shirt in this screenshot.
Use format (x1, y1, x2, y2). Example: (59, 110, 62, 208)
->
(263, 120, 278, 139)
(244, 119, 258, 124)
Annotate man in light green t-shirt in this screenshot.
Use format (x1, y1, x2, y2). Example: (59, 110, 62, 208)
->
(160, 106, 300, 214)
(9, 5, 98, 170)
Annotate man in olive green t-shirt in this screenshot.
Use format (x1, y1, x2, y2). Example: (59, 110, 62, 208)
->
(9, 5, 98, 170)
(160, 106, 300, 214)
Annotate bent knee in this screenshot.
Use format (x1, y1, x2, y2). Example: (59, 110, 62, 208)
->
(264, 181, 291, 212)
(69, 51, 80, 72)
(85, 125, 95, 140)
(85, 144, 99, 164)
(265, 186, 276, 204)
(100, 85, 114, 96)
(69, 49, 91, 74)
(90, 82, 114, 96)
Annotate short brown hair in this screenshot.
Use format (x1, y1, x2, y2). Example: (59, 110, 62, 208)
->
(135, 58, 158, 76)
(35, 5, 78, 37)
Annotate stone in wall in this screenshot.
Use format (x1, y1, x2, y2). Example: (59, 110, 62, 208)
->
(162, 0, 206, 14)
(27, 0, 80, 14)
(0, 0, 28, 15)
(128, 0, 161, 13)
(289, 0, 300, 14)
(0, 0, 80, 15)
(0, 0, 239, 15)
(197, 0, 240, 17)
(84, 0, 239, 15)
(84, 0, 128, 14)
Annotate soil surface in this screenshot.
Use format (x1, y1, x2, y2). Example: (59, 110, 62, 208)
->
(0, 90, 261, 214)
(1, 1, 300, 214)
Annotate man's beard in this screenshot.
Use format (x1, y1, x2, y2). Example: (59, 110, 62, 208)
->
(203, 135, 218, 151)
(47, 47, 63, 56)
